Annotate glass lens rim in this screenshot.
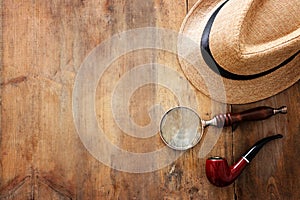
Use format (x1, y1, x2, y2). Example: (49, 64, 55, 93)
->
(159, 106, 202, 150)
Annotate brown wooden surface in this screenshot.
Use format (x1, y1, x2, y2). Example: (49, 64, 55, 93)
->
(0, 0, 299, 199)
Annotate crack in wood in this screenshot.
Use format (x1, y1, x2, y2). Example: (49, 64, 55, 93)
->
(39, 175, 74, 199)
(0, 76, 27, 86)
(186, 0, 189, 13)
(0, 170, 74, 199)
(0, 175, 31, 199)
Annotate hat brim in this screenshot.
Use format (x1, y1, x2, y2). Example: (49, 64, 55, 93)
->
(177, 0, 300, 104)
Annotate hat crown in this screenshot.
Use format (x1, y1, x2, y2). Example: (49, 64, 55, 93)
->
(178, 0, 300, 103)
(209, 0, 300, 76)
(241, 0, 300, 46)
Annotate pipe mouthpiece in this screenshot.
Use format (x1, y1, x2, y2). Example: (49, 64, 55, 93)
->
(274, 106, 287, 114)
(243, 134, 283, 162)
(271, 134, 283, 139)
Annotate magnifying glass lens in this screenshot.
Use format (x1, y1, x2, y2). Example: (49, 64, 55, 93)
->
(160, 107, 203, 150)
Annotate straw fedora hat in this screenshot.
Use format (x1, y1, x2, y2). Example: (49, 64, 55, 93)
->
(178, 0, 300, 104)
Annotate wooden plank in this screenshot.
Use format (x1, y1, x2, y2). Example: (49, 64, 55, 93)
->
(232, 82, 300, 199)
(8, 0, 300, 199)
(0, 0, 234, 199)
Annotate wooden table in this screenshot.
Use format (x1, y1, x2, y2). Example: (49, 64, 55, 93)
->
(1, 0, 299, 199)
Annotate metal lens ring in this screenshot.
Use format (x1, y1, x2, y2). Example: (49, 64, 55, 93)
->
(160, 107, 202, 150)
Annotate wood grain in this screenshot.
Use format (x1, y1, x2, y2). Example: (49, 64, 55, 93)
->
(0, 0, 298, 199)
(232, 82, 300, 199)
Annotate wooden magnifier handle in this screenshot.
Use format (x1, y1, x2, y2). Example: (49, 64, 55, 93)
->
(212, 106, 287, 128)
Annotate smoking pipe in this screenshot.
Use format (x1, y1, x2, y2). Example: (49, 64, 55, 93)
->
(206, 134, 283, 187)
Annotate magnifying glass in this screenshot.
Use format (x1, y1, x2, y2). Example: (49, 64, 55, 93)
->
(159, 106, 287, 150)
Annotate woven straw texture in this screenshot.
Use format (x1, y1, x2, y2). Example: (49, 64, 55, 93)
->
(178, 0, 300, 104)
